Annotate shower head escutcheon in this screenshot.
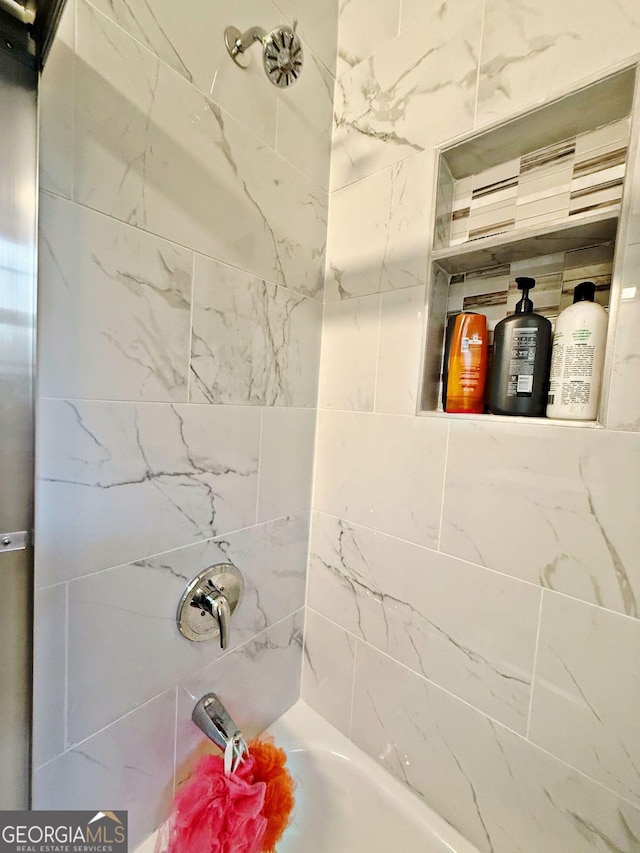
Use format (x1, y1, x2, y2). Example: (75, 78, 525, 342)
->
(224, 21, 304, 88)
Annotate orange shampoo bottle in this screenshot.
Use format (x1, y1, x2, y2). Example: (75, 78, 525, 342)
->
(444, 313, 488, 414)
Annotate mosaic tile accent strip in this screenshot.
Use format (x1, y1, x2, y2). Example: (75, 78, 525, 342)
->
(444, 244, 614, 339)
(446, 118, 630, 245)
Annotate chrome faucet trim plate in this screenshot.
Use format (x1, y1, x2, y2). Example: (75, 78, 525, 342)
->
(176, 563, 244, 648)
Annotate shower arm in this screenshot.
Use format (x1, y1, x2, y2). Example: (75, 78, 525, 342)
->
(227, 25, 267, 57)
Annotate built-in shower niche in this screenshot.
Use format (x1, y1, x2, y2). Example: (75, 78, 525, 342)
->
(420, 65, 638, 424)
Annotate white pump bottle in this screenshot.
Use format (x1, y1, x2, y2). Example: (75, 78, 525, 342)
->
(546, 281, 608, 421)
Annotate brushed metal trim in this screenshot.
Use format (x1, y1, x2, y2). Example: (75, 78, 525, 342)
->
(0, 45, 36, 809)
(1, 531, 29, 553)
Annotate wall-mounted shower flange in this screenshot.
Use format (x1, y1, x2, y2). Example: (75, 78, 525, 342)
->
(176, 563, 244, 648)
(224, 22, 303, 88)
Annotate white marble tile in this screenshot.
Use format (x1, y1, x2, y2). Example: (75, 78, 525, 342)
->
(272, 0, 339, 76)
(309, 514, 540, 731)
(73, 2, 327, 299)
(33, 689, 177, 850)
(325, 151, 434, 300)
(190, 0, 283, 148)
(302, 608, 356, 737)
(352, 642, 640, 853)
(176, 610, 303, 783)
(318, 294, 380, 411)
(440, 420, 640, 618)
(36, 400, 261, 585)
(73, 0, 159, 219)
(39, 193, 192, 402)
(529, 591, 640, 806)
(314, 410, 448, 547)
(477, 0, 640, 128)
(375, 285, 425, 415)
(337, 0, 399, 75)
(39, 0, 75, 198)
(276, 47, 334, 190)
(607, 242, 640, 430)
(189, 256, 321, 407)
(87, 0, 279, 147)
(33, 584, 66, 768)
(257, 408, 316, 522)
(66, 515, 308, 743)
(331, 0, 481, 190)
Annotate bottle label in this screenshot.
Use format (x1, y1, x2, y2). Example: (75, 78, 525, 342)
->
(548, 342, 595, 407)
(507, 329, 537, 398)
(461, 334, 484, 354)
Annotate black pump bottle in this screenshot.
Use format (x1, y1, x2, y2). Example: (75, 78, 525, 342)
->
(487, 277, 552, 417)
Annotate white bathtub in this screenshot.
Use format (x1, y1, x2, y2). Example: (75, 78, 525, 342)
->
(136, 700, 478, 853)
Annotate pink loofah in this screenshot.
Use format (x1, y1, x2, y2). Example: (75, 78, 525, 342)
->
(167, 753, 267, 853)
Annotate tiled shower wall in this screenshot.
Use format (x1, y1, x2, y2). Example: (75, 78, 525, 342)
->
(303, 1, 640, 852)
(33, 0, 337, 845)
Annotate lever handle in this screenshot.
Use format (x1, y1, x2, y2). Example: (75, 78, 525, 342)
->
(195, 586, 231, 649)
(207, 590, 230, 650)
(177, 563, 244, 644)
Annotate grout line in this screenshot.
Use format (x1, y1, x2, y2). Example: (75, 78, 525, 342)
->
(38, 685, 179, 771)
(473, 0, 487, 130)
(323, 614, 531, 739)
(55, 607, 306, 763)
(171, 687, 179, 795)
(348, 625, 640, 812)
(254, 407, 266, 525)
(42, 511, 310, 586)
(186, 252, 196, 403)
(396, 0, 404, 36)
(436, 420, 451, 551)
(38, 190, 324, 307)
(181, 607, 307, 697)
(38, 390, 315, 411)
(314, 404, 450, 418)
(526, 589, 545, 739)
(70, 0, 76, 203)
(312, 510, 640, 624)
(33, 579, 68, 593)
(303, 511, 315, 620)
(348, 636, 359, 740)
(298, 605, 308, 702)
(63, 582, 69, 751)
(371, 293, 383, 413)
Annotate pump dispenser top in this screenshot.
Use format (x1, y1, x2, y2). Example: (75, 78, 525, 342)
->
(487, 275, 552, 417)
(515, 277, 535, 313)
(573, 281, 596, 303)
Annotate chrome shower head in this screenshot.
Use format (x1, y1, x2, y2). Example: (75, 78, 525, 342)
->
(224, 22, 304, 88)
(262, 25, 303, 88)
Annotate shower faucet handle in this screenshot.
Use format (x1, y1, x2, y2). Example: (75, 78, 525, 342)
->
(176, 563, 244, 646)
(193, 584, 231, 649)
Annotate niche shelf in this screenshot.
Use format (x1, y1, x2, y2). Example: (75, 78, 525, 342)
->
(419, 65, 640, 424)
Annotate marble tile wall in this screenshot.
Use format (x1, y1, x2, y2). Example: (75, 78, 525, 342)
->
(34, 0, 334, 845)
(305, 2, 640, 852)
